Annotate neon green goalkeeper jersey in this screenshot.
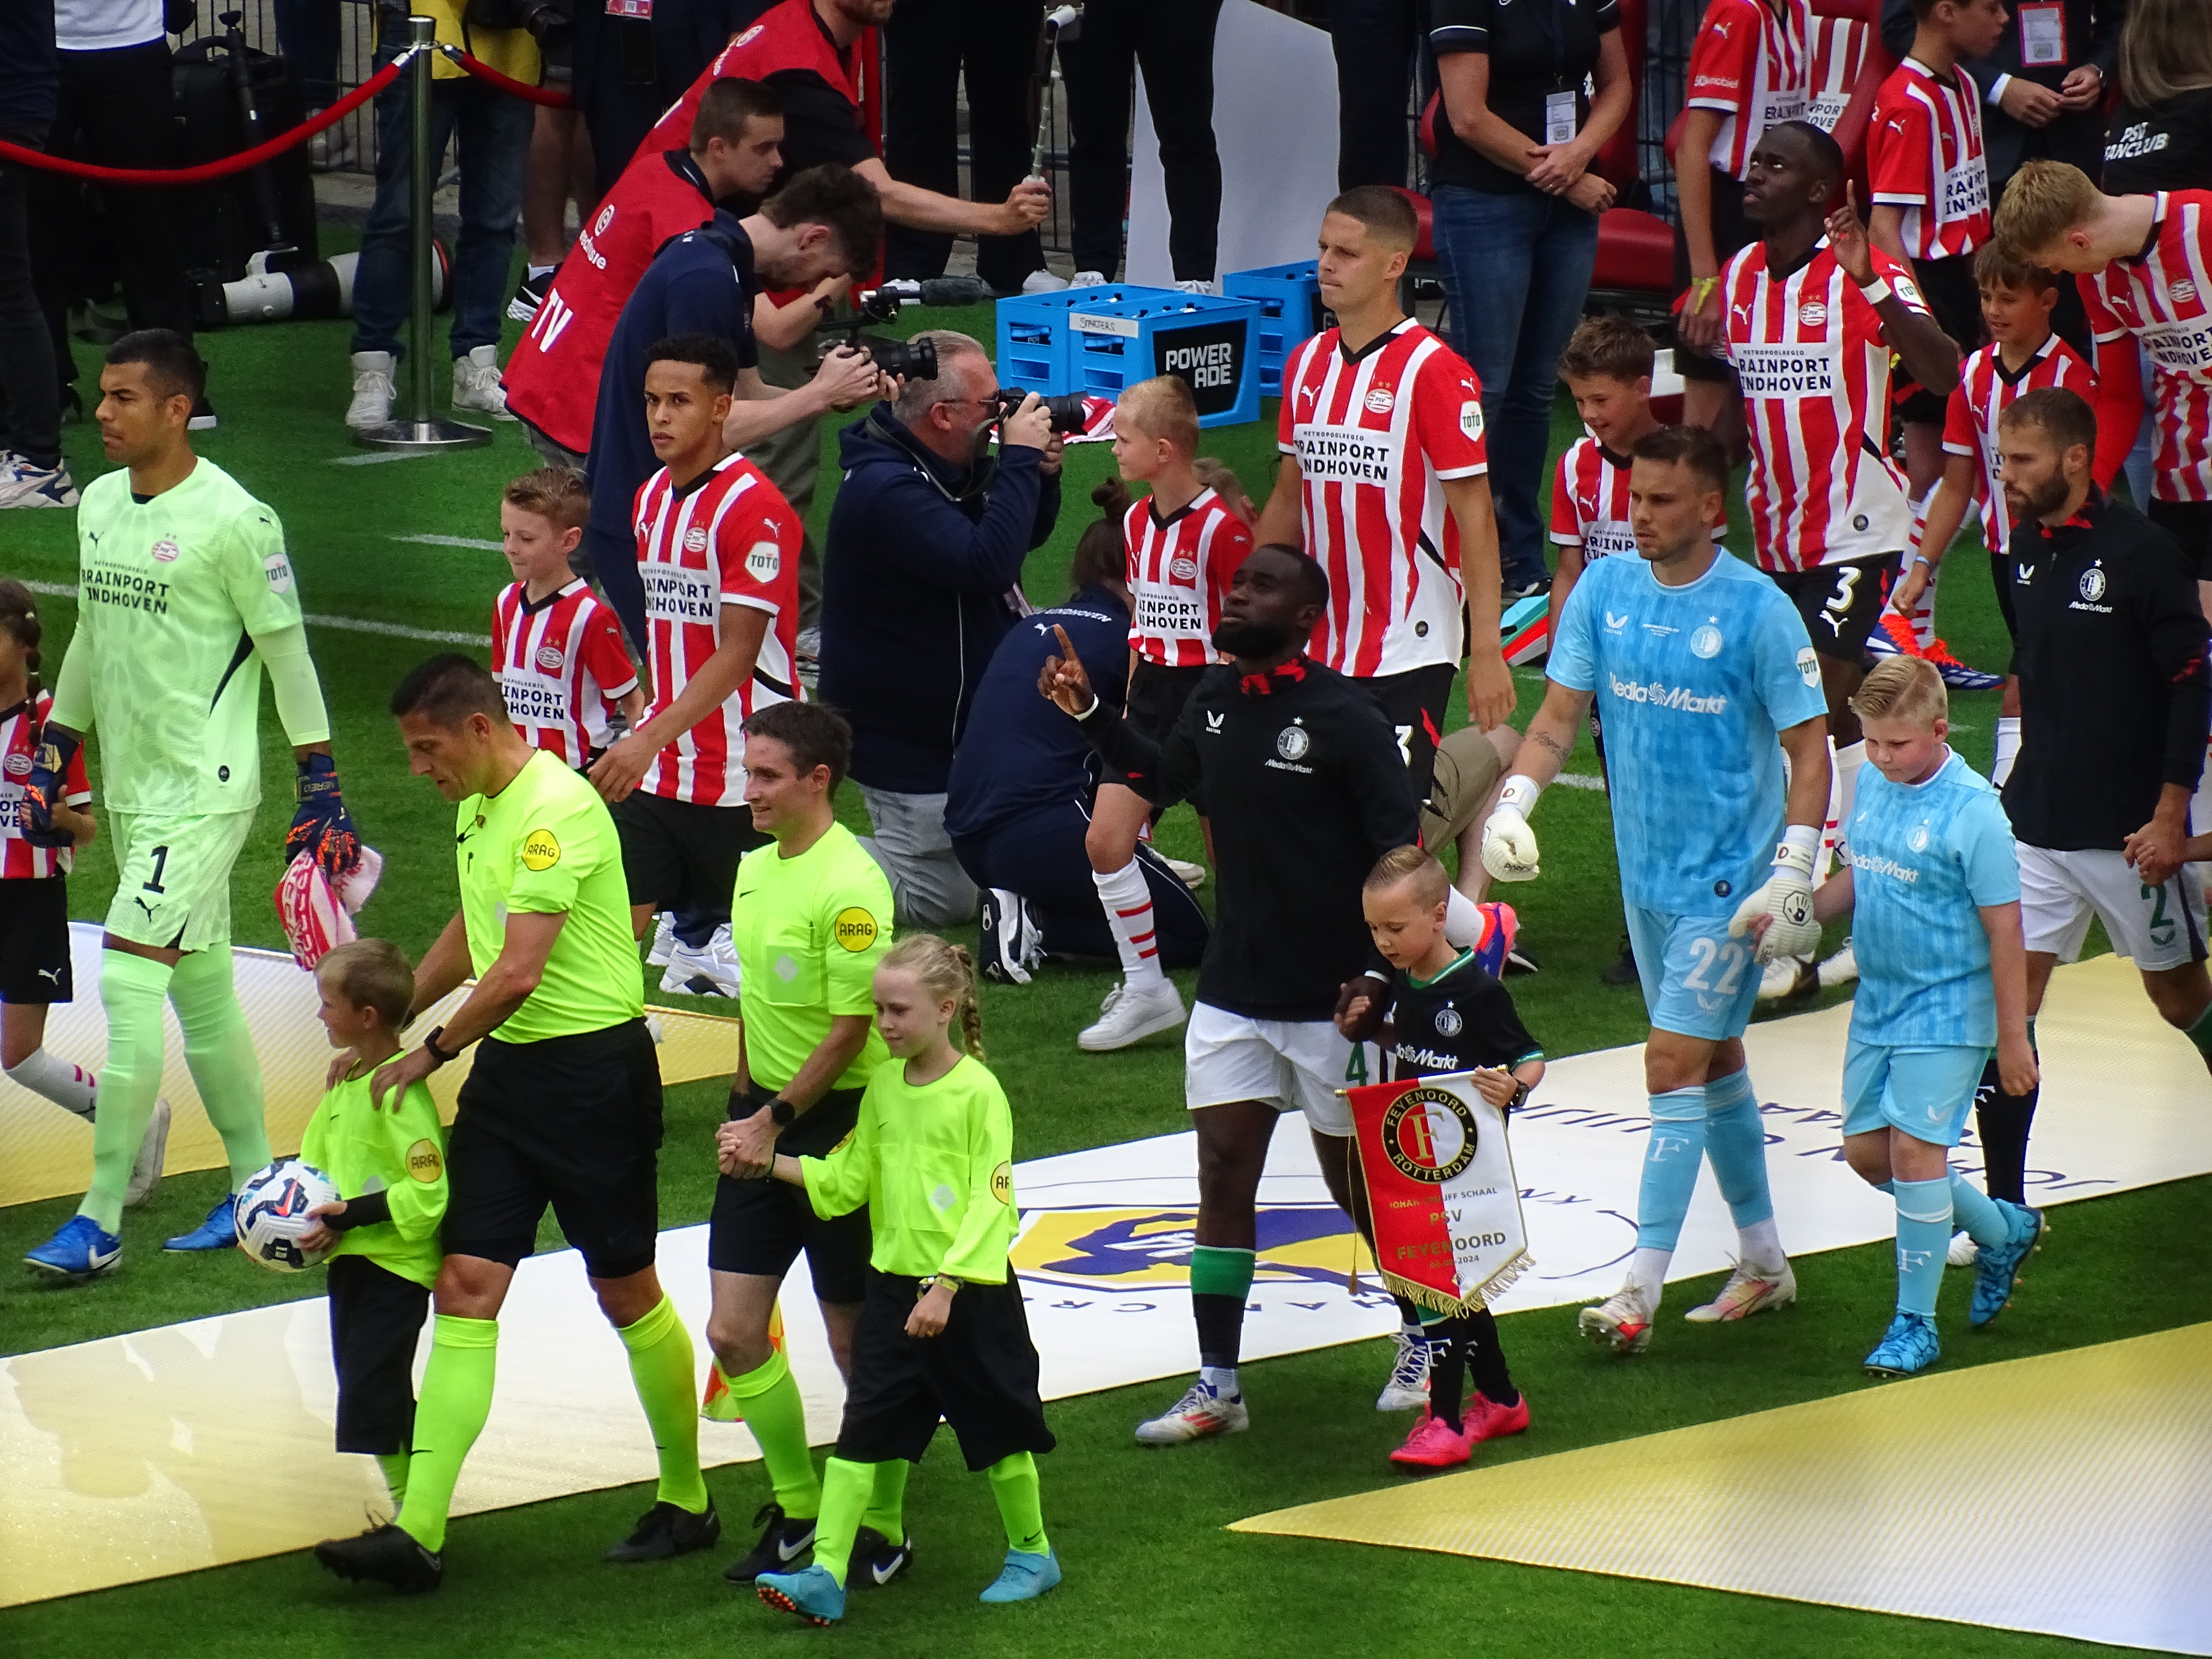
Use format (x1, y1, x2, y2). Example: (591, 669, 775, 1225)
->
(66, 460, 303, 815)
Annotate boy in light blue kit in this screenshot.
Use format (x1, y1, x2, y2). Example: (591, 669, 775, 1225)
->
(1757, 656, 2045, 1377)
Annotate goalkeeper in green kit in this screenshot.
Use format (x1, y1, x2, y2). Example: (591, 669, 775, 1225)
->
(20, 332, 363, 1280)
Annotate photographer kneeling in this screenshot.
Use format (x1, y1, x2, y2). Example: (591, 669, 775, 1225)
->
(819, 330, 1064, 928)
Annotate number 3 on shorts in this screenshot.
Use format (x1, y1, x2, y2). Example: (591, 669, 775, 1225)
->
(1823, 567, 1861, 621)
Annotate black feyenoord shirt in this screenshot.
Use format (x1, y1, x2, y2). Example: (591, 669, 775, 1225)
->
(1077, 656, 1420, 1020)
(2005, 489, 2212, 851)
(1384, 951, 1543, 1082)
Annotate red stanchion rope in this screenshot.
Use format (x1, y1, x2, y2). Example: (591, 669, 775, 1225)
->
(442, 47, 574, 108)
(0, 55, 406, 184)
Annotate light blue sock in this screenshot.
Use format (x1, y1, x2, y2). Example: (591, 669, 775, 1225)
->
(1948, 1171, 2010, 1248)
(1702, 1069, 1775, 1229)
(1893, 1176, 1952, 1318)
(1637, 1087, 1708, 1252)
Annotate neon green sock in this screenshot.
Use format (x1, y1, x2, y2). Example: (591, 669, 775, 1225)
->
(812, 1457, 876, 1588)
(986, 1452, 1049, 1556)
(719, 1347, 819, 1517)
(616, 1294, 709, 1514)
(396, 1316, 499, 1553)
(79, 950, 173, 1234)
(166, 946, 270, 1189)
(862, 1458, 908, 1544)
(376, 1451, 410, 1507)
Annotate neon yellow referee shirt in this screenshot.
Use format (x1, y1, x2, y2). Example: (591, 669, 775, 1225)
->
(732, 822, 892, 1093)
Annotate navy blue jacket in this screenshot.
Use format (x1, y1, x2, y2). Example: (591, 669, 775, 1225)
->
(0, 0, 57, 137)
(945, 584, 1132, 845)
(819, 407, 1062, 793)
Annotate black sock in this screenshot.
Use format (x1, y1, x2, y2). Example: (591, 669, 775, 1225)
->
(1391, 1293, 1423, 1327)
(1461, 1307, 1519, 1408)
(1427, 1326, 1468, 1431)
(1973, 1058, 2039, 1206)
(1192, 1294, 1245, 1374)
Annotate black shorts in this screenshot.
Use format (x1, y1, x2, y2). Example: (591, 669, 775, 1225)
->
(1675, 167, 1750, 386)
(707, 1085, 871, 1303)
(611, 790, 764, 919)
(1769, 555, 1901, 661)
(1355, 662, 1456, 806)
(2148, 498, 2212, 581)
(1896, 254, 1983, 426)
(834, 1269, 1056, 1471)
(0, 876, 71, 1004)
(327, 1254, 432, 1455)
(1118, 660, 1210, 809)
(443, 1020, 665, 1279)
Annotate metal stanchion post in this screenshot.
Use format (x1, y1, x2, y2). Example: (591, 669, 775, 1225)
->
(355, 15, 492, 452)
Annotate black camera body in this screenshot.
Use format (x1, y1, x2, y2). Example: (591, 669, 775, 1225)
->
(817, 288, 939, 381)
(991, 388, 1089, 434)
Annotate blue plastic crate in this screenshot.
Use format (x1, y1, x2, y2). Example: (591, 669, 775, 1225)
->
(1066, 292, 1262, 427)
(1222, 261, 1323, 397)
(995, 285, 1176, 396)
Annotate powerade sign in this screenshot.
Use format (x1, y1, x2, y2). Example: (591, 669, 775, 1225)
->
(1156, 320, 1247, 419)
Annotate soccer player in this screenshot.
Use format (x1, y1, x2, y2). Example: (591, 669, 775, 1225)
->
(1750, 657, 2042, 1377)
(1254, 186, 1513, 797)
(699, 701, 905, 1588)
(294, 939, 448, 1508)
(315, 657, 710, 1589)
(1480, 425, 1831, 1353)
(1087, 373, 1249, 1051)
(1037, 544, 1426, 1441)
(1339, 846, 1540, 1471)
(1697, 121, 1962, 998)
(589, 335, 805, 1001)
(748, 934, 1059, 1624)
(1887, 246, 2096, 788)
(491, 468, 644, 771)
(20, 331, 363, 1279)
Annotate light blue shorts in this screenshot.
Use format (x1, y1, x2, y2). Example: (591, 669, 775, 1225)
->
(1624, 905, 1761, 1042)
(1841, 1039, 1994, 1146)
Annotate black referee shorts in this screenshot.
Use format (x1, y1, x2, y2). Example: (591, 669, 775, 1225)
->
(0, 875, 72, 1004)
(1356, 661, 1456, 806)
(2148, 498, 2212, 582)
(1769, 555, 1901, 662)
(443, 1020, 665, 1280)
(611, 790, 764, 921)
(1124, 660, 1211, 809)
(707, 1085, 871, 1304)
(327, 1254, 432, 1456)
(1896, 254, 1982, 426)
(834, 1268, 1056, 1472)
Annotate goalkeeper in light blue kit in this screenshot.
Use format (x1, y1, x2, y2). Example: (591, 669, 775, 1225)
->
(1748, 657, 2043, 1377)
(1479, 426, 1831, 1354)
(20, 332, 363, 1280)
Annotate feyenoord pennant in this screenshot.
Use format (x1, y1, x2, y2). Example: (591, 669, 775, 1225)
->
(1345, 1071, 1532, 1317)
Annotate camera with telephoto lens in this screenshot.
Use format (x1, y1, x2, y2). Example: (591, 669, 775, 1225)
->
(989, 387, 1089, 434)
(816, 289, 939, 381)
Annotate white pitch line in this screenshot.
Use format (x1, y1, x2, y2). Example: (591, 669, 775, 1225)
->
(329, 450, 437, 466)
(1554, 773, 1606, 792)
(393, 533, 504, 550)
(20, 580, 477, 646)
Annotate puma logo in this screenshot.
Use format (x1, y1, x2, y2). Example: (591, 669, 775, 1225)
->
(36, 967, 61, 984)
(133, 896, 157, 920)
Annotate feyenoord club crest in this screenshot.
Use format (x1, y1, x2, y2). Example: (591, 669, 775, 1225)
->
(2081, 566, 2107, 601)
(1381, 1087, 1479, 1182)
(1276, 725, 1310, 761)
(1346, 1072, 1531, 1315)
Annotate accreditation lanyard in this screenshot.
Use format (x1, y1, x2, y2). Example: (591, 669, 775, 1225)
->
(1533, 0, 1579, 143)
(2018, 1, 2066, 67)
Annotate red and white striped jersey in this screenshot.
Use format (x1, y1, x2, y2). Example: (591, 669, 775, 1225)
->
(1718, 238, 1926, 570)
(1942, 335, 2097, 553)
(634, 452, 804, 806)
(492, 579, 640, 769)
(2083, 191, 2212, 504)
(1686, 0, 1810, 180)
(1, 690, 92, 880)
(1277, 319, 1489, 677)
(1805, 7, 1873, 134)
(1868, 58, 1991, 262)
(1549, 435, 1726, 560)
(1125, 487, 1251, 668)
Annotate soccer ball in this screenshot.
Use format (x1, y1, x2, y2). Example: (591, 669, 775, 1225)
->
(234, 1158, 341, 1272)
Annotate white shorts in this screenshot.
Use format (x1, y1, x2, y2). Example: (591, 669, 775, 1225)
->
(1184, 1001, 1361, 1137)
(2016, 843, 2208, 972)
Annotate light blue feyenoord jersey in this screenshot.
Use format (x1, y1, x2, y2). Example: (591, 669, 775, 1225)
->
(1844, 748, 2020, 1047)
(1548, 550, 1827, 917)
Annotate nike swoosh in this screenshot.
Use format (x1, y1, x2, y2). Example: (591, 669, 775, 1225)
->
(869, 1557, 901, 1585)
(778, 1535, 808, 1562)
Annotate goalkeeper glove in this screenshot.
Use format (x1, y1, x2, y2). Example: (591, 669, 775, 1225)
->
(285, 752, 361, 879)
(1728, 824, 1822, 962)
(1479, 775, 1543, 882)
(19, 725, 80, 850)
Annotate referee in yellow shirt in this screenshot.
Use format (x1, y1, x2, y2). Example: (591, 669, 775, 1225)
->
(702, 701, 902, 1587)
(315, 656, 712, 1592)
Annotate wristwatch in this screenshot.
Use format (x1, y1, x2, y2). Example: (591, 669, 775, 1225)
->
(422, 1025, 459, 1069)
(1506, 1080, 1530, 1112)
(919, 1274, 962, 1297)
(767, 1097, 797, 1127)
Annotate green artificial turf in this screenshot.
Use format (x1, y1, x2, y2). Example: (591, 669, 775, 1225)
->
(0, 271, 2175, 1656)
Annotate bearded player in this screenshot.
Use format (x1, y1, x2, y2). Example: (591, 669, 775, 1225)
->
(1481, 426, 1830, 1354)
(21, 332, 362, 1279)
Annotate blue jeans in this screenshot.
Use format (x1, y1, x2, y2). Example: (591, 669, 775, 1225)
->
(350, 55, 532, 360)
(1432, 184, 1601, 591)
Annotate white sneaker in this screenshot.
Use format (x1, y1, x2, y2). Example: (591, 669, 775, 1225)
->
(1816, 937, 1859, 988)
(1947, 1230, 1979, 1267)
(644, 1014, 667, 1045)
(978, 888, 1044, 985)
(1578, 1283, 1656, 1354)
(1067, 269, 1109, 289)
(452, 344, 515, 419)
(1162, 855, 1206, 890)
(1174, 278, 1215, 295)
(1077, 975, 1184, 1051)
(0, 457, 80, 508)
(1683, 1259, 1797, 1323)
(309, 125, 356, 171)
(1134, 1380, 1249, 1445)
(1020, 269, 1070, 294)
(125, 1097, 171, 1208)
(645, 912, 677, 968)
(347, 350, 396, 428)
(661, 923, 741, 997)
(1757, 953, 1816, 1000)
(1375, 1330, 1432, 1411)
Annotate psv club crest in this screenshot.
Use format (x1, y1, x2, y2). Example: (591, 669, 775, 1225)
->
(1379, 1087, 1480, 1184)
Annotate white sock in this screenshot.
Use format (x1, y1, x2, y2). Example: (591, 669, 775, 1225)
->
(1992, 716, 2022, 787)
(1909, 549, 1939, 652)
(1627, 1246, 1672, 1311)
(1832, 739, 1867, 862)
(527, 262, 556, 281)
(1443, 885, 1482, 950)
(2192, 739, 2212, 856)
(1093, 861, 1163, 986)
(1738, 1216, 1786, 1276)
(1820, 736, 1842, 872)
(5, 1048, 97, 1118)
(1199, 1364, 1239, 1398)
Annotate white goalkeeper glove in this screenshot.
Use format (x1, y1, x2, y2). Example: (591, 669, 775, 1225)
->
(1480, 776, 1543, 883)
(1728, 824, 1823, 962)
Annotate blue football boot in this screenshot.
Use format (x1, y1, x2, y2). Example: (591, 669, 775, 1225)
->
(164, 1191, 239, 1252)
(1863, 1311, 1941, 1378)
(24, 1214, 122, 1282)
(1970, 1202, 2044, 1327)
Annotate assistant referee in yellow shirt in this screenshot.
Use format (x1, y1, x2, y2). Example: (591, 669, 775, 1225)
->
(701, 700, 903, 1587)
(314, 656, 713, 1593)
